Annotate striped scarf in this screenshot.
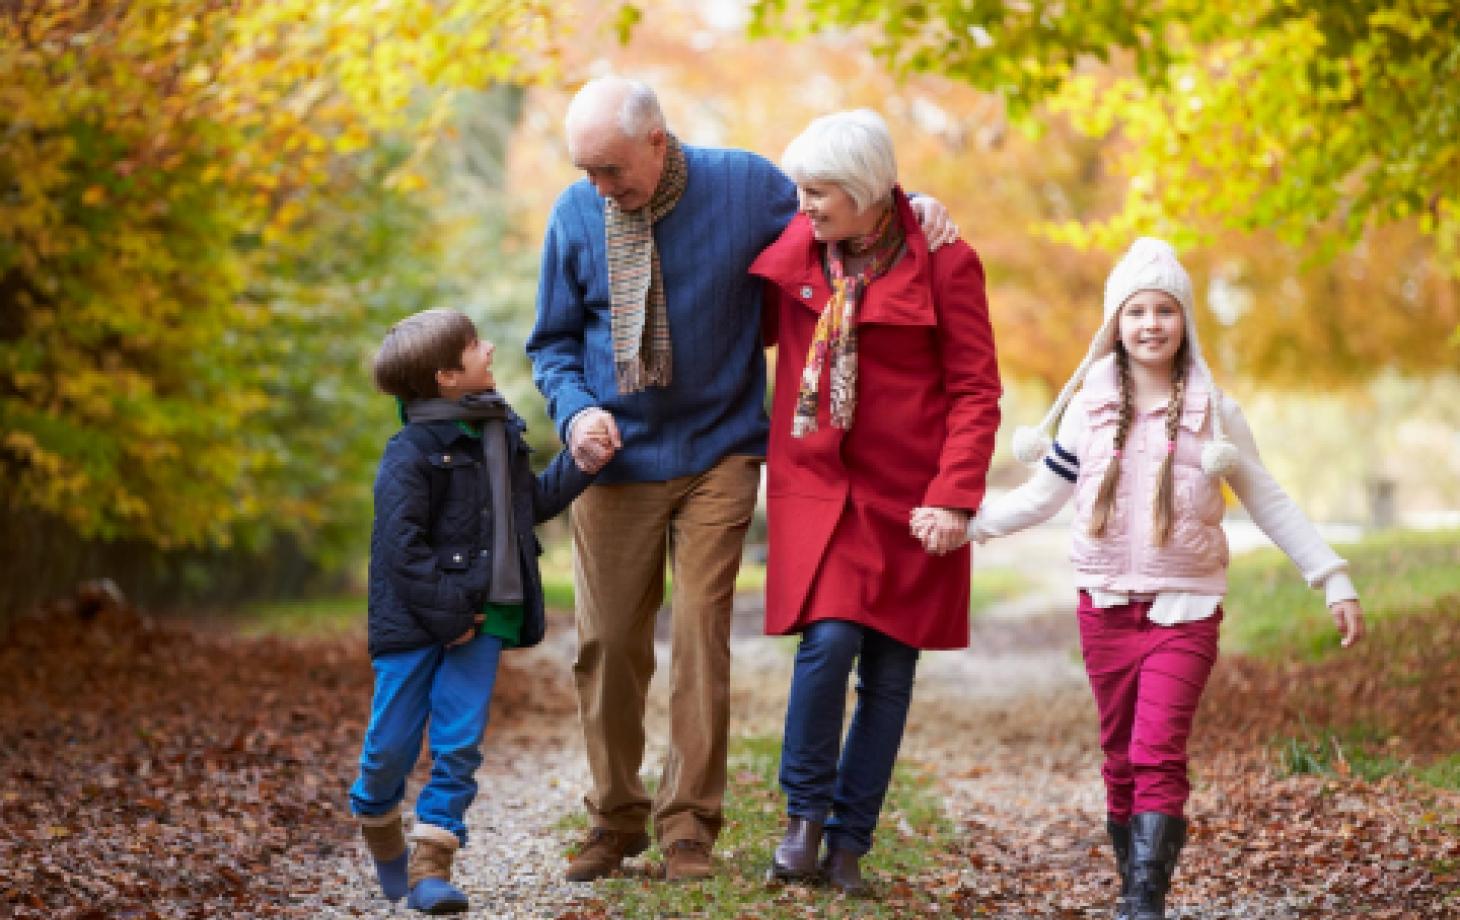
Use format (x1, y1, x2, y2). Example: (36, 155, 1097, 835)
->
(605, 133, 688, 394)
(792, 205, 905, 437)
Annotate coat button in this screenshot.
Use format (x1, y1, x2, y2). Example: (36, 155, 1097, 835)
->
(452, 553, 463, 563)
(479, 549, 489, 558)
(800, 285, 813, 299)
(442, 453, 451, 463)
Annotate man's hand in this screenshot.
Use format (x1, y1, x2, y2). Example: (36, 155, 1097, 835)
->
(1330, 599, 1365, 648)
(568, 408, 622, 474)
(447, 614, 486, 648)
(910, 506, 970, 555)
(908, 196, 959, 251)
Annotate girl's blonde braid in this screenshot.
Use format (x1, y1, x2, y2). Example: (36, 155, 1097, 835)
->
(1152, 353, 1188, 546)
(1089, 347, 1134, 538)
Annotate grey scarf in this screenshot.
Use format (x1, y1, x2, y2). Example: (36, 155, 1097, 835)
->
(404, 392, 523, 605)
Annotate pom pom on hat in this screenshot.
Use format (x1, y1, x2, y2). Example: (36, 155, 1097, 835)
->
(1012, 425, 1051, 465)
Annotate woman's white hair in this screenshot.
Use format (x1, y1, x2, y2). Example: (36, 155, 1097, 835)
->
(781, 109, 897, 213)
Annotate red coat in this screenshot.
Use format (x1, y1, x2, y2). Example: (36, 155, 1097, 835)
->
(750, 190, 1002, 650)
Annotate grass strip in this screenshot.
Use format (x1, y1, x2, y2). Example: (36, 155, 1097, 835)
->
(566, 735, 956, 918)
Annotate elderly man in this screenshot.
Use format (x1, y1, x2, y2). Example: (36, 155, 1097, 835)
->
(527, 76, 952, 883)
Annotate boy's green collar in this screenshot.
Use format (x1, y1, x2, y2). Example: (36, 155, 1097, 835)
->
(395, 397, 481, 438)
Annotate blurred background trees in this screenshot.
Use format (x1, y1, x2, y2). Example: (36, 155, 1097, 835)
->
(0, 0, 555, 612)
(2, 0, 1456, 619)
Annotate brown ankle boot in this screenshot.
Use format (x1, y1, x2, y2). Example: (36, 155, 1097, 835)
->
(821, 846, 870, 897)
(407, 823, 460, 888)
(664, 838, 714, 882)
(770, 816, 823, 881)
(564, 828, 651, 882)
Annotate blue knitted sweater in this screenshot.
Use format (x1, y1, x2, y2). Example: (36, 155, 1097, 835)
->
(527, 144, 797, 483)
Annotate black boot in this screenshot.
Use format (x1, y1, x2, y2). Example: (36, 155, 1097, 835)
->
(1128, 812, 1187, 920)
(1107, 818, 1132, 920)
(820, 846, 870, 897)
(770, 816, 823, 881)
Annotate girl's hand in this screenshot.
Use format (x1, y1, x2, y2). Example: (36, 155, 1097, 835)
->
(1330, 599, 1364, 648)
(910, 506, 970, 555)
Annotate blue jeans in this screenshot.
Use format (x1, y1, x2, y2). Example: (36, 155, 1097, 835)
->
(779, 619, 920, 855)
(349, 633, 503, 844)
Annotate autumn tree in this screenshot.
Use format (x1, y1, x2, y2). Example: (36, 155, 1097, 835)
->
(0, 0, 557, 610)
(751, 1, 1460, 263)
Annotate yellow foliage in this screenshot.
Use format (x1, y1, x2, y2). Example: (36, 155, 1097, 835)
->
(0, 0, 560, 548)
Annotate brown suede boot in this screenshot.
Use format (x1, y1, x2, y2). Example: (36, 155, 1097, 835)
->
(407, 824, 469, 913)
(360, 804, 407, 862)
(358, 804, 408, 900)
(564, 828, 651, 882)
(408, 824, 460, 888)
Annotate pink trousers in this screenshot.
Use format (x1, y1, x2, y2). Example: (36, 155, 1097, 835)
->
(1076, 592, 1221, 822)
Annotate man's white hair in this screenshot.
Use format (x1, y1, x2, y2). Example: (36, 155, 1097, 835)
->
(781, 109, 897, 213)
(566, 76, 666, 140)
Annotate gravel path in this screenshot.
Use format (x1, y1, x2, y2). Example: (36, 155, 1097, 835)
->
(298, 523, 1433, 918)
(297, 525, 1092, 918)
(298, 626, 595, 919)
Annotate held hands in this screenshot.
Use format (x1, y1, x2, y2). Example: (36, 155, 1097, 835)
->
(1330, 599, 1365, 648)
(910, 506, 970, 556)
(569, 408, 622, 475)
(908, 196, 959, 251)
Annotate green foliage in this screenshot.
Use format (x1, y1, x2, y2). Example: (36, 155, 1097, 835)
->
(752, 1, 1460, 268)
(1223, 528, 1460, 658)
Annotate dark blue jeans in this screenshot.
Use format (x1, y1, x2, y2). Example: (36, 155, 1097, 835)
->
(779, 619, 920, 855)
(349, 633, 503, 844)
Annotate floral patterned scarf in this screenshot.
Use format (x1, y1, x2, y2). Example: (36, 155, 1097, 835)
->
(791, 205, 905, 437)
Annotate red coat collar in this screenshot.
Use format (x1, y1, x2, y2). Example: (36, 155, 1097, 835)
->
(750, 186, 937, 327)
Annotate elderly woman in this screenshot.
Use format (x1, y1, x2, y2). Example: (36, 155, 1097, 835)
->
(749, 110, 1002, 893)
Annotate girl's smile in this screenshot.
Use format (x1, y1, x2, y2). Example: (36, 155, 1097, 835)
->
(1118, 290, 1185, 371)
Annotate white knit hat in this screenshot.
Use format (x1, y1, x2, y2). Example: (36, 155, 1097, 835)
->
(1011, 237, 1238, 476)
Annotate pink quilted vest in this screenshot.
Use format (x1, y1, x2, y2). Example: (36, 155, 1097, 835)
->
(1069, 356, 1229, 594)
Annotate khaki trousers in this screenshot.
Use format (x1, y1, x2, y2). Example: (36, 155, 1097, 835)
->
(571, 453, 761, 846)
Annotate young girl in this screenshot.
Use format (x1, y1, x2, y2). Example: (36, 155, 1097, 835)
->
(912, 237, 1365, 920)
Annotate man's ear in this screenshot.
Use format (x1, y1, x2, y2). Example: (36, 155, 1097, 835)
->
(435, 367, 458, 391)
(647, 126, 668, 155)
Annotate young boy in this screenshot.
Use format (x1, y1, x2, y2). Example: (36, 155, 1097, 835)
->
(349, 309, 608, 913)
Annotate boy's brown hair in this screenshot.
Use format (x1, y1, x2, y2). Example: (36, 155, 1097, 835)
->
(373, 309, 477, 400)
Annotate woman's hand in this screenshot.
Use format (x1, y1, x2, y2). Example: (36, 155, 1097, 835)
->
(910, 506, 970, 555)
(1330, 599, 1365, 648)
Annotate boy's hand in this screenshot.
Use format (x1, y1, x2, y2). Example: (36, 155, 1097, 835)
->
(910, 506, 970, 555)
(447, 614, 486, 648)
(1330, 599, 1365, 648)
(569, 408, 621, 474)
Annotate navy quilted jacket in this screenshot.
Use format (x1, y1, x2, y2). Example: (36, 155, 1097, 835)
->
(366, 412, 592, 658)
